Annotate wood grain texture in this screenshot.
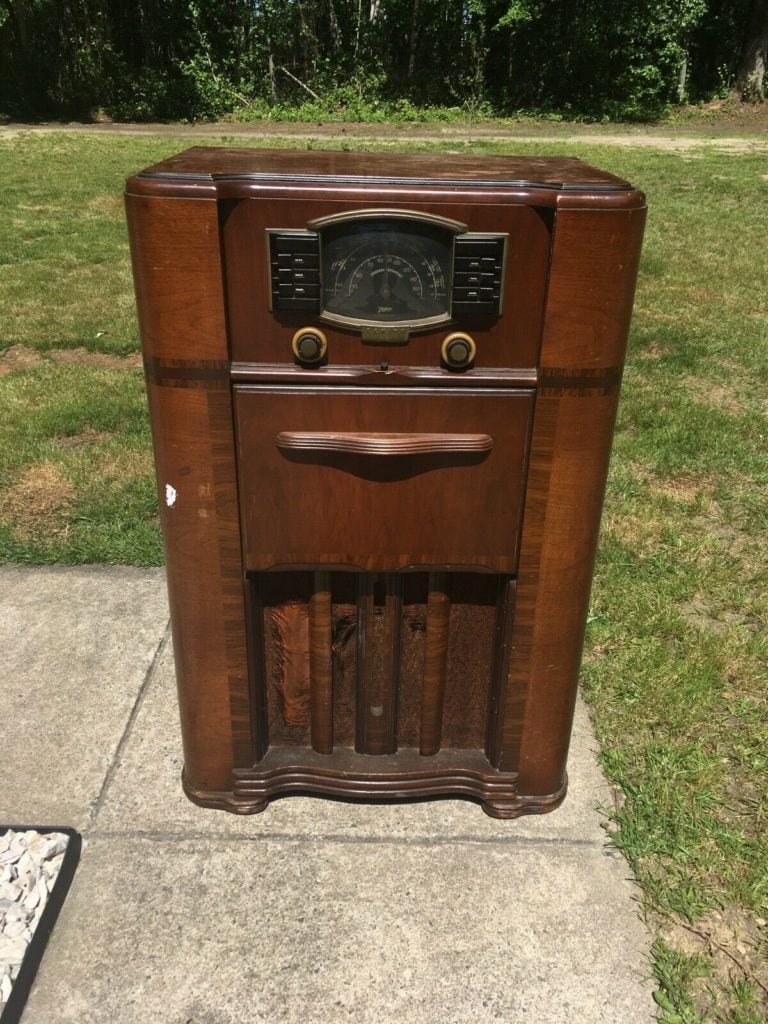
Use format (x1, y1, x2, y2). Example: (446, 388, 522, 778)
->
(499, 204, 647, 789)
(485, 577, 516, 768)
(270, 600, 311, 727)
(225, 747, 521, 809)
(234, 386, 534, 573)
(126, 192, 252, 791)
(355, 575, 401, 755)
(419, 573, 450, 756)
(132, 147, 636, 190)
(309, 572, 334, 753)
(243, 576, 268, 763)
(221, 196, 552, 370)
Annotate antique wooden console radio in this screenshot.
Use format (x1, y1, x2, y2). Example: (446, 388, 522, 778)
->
(126, 148, 645, 818)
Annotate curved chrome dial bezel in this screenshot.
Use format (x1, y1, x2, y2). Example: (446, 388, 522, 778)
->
(307, 209, 467, 336)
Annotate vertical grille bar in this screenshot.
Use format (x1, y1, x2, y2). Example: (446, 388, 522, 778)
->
(486, 577, 517, 767)
(419, 572, 450, 755)
(355, 573, 401, 755)
(309, 571, 334, 753)
(355, 575, 373, 754)
(244, 575, 268, 763)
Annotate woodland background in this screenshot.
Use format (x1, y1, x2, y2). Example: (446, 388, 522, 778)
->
(0, 1, 767, 123)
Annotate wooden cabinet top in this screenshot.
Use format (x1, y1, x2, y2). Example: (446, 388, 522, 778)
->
(128, 147, 642, 205)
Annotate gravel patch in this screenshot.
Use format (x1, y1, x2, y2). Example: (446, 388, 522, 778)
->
(0, 829, 72, 1017)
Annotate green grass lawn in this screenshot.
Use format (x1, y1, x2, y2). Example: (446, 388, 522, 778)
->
(1, 130, 766, 1023)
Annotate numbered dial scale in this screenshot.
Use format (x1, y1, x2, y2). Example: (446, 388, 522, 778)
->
(268, 210, 506, 340)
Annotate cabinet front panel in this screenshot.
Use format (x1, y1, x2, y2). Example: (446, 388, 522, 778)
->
(234, 386, 534, 572)
(222, 198, 552, 369)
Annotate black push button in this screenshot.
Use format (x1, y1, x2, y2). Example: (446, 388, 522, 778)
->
(273, 234, 319, 253)
(269, 231, 322, 312)
(454, 239, 501, 257)
(291, 254, 319, 269)
(293, 285, 319, 299)
(451, 234, 505, 317)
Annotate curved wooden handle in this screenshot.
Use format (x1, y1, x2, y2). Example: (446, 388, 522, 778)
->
(275, 431, 493, 456)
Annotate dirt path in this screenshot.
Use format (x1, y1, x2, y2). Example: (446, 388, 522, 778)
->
(2, 120, 768, 152)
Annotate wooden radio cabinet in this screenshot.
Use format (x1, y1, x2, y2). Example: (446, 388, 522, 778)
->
(126, 148, 645, 818)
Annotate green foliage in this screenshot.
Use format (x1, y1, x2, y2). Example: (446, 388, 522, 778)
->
(651, 940, 712, 1023)
(0, 2, 761, 122)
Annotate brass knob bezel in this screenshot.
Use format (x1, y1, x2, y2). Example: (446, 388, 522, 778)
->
(441, 331, 477, 369)
(291, 326, 328, 365)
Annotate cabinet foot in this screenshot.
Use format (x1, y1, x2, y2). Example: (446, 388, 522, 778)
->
(481, 799, 523, 819)
(182, 773, 268, 815)
(481, 776, 568, 819)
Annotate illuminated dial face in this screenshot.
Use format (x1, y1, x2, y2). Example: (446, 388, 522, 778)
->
(320, 218, 453, 326)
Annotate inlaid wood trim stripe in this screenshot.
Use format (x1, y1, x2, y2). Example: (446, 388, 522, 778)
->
(144, 357, 230, 389)
(144, 359, 622, 394)
(539, 365, 622, 396)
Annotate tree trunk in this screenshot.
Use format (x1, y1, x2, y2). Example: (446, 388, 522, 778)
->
(328, 0, 342, 54)
(677, 56, 688, 103)
(354, 0, 363, 57)
(408, 0, 420, 79)
(736, 0, 768, 100)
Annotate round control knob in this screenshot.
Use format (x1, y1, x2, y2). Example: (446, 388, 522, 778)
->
(441, 332, 476, 370)
(291, 327, 327, 365)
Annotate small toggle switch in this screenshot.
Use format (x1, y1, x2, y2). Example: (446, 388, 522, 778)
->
(441, 331, 477, 370)
(291, 327, 328, 365)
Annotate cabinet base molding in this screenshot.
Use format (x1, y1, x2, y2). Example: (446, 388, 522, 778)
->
(182, 750, 567, 818)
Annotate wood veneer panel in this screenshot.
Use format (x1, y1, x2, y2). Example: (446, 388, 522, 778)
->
(233, 386, 534, 572)
(126, 193, 251, 790)
(498, 204, 647, 790)
(222, 197, 551, 369)
(134, 147, 636, 189)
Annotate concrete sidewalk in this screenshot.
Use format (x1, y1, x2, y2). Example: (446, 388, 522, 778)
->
(1, 565, 657, 1023)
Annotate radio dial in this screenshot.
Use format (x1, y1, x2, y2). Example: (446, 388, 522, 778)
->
(442, 332, 477, 369)
(292, 327, 327, 365)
